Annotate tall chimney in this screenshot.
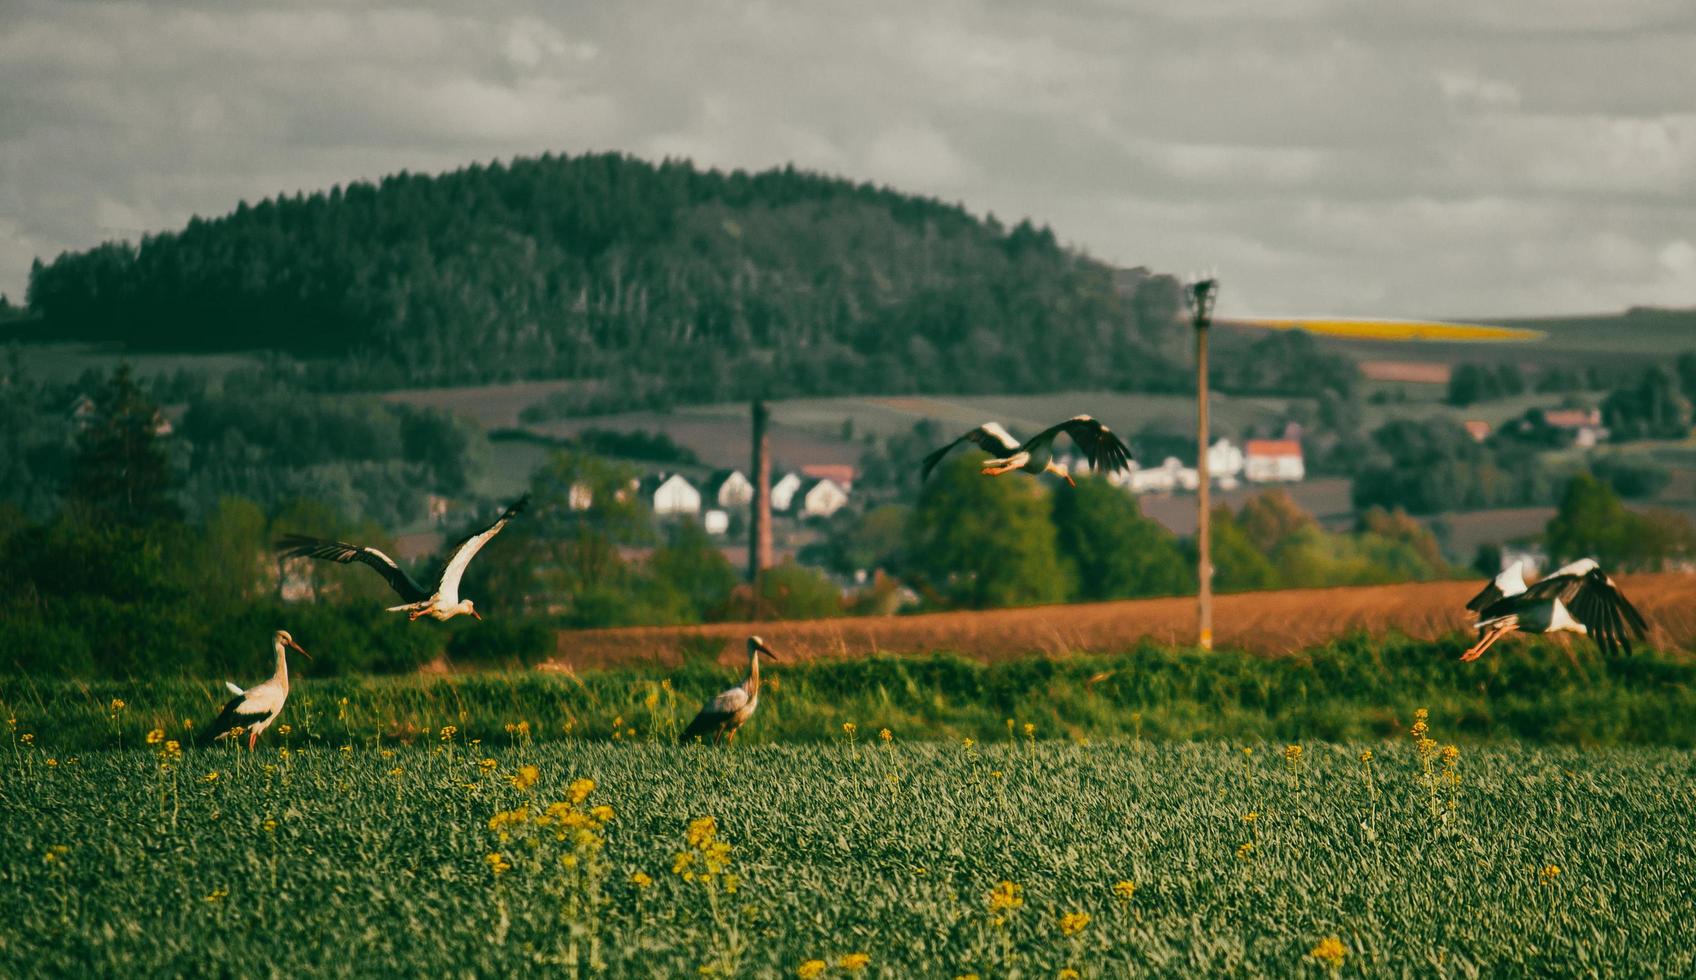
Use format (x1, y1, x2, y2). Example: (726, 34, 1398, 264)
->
(749, 399, 772, 589)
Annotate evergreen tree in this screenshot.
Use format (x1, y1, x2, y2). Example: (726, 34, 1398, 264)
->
(65, 365, 179, 525)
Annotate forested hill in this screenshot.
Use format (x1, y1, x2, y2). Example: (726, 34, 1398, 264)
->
(22, 153, 1216, 403)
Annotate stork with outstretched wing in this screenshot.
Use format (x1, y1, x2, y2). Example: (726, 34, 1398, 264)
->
(920, 416, 1133, 486)
(1461, 558, 1648, 661)
(277, 495, 528, 622)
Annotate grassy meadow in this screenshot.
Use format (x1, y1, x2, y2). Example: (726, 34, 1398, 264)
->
(6, 733, 1695, 976)
(6, 635, 1696, 756)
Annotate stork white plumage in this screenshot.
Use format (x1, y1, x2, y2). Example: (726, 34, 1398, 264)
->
(277, 494, 528, 622)
(920, 416, 1133, 486)
(680, 637, 779, 744)
(200, 630, 312, 750)
(1461, 558, 1648, 661)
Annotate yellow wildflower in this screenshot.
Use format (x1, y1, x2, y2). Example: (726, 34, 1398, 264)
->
(1540, 864, 1562, 883)
(511, 765, 540, 791)
(879, 728, 892, 742)
(46, 758, 58, 767)
(204, 887, 229, 903)
(43, 844, 69, 864)
(1359, 749, 1373, 763)
(986, 880, 1024, 911)
(276, 724, 290, 736)
(631, 871, 653, 889)
(1283, 744, 1302, 764)
(1310, 936, 1346, 969)
(479, 758, 497, 772)
(842, 722, 857, 737)
(1411, 708, 1429, 740)
(590, 804, 615, 822)
(1058, 911, 1091, 937)
(146, 728, 165, 745)
(1059, 971, 1081, 980)
(440, 725, 457, 741)
(1242, 811, 1259, 824)
(569, 777, 596, 803)
(1237, 842, 1255, 860)
(203, 771, 220, 783)
(109, 698, 126, 712)
(797, 961, 827, 979)
(962, 738, 975, 750)
(686, 816, 718, 848)
(388, 766, 404, 776)
(1114, 880, 1136, 902)
(839, 952, 870, 971)
(19, 733, 34, 745)
(263, 819, 277, 833)
(1023, 723, 1035, 738)
(485, 852, 511, 875)
(1442, 744, 1460, 763)
(339, 745, 353, 754)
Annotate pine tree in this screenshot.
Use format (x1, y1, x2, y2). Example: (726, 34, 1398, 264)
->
(65, 365, 179, 525)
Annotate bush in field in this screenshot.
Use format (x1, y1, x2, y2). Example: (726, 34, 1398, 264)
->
(1050, 477, 1188, 600)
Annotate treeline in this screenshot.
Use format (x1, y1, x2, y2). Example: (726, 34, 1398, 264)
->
(0, 359, 486, 528)
(24, 153, 1204, 405)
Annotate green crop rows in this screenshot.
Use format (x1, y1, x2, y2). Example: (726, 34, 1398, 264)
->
(6, 728, 1695, 977)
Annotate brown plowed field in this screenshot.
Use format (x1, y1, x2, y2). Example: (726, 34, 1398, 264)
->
(550, 573, 1695, 669)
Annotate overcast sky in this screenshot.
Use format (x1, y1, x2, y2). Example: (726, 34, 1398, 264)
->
(3, 0, 1693, 319)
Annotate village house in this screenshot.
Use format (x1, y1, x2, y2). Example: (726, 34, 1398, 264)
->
(769, 471, 805, 512)
(1243, 439, 1305, 483)
(702, 469, 754, 509)
(1539, 408, 1607, 449)
(642, 473, 701, 515)
(797, 477, 849, 518)
(800, 463, 857, 491)
(1463, 419, 1493, 443)
(1126, 457, 1200, 495)
(702, 509, 730, 535)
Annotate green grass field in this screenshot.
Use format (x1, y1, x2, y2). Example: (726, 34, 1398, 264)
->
(6, 732, 1694, 976)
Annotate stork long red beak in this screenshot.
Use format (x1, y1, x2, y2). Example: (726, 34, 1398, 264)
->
(288, 639, 313, 661)
(471, 608, 483, 621)
(757, 644, 778, 660)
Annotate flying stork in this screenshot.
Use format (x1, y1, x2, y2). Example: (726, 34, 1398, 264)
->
(680, 636, 778, 744)
(199, 630, 311, 750)
(1461, 558, 1648, 661)
(920, 416, 1133, 486)
(276, 494, 528, 622)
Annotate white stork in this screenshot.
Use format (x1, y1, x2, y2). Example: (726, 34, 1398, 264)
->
(200, 630, 311, 750)
(680, 637, 778, 744)
(276, 494, 528, 622)
(1461, 558, 1648, 661)
(920, 416, 1133, 486)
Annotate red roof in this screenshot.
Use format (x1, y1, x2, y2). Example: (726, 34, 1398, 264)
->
(1463, 420, 1492, 441)
(1244, 439, 1303, 457)
(800, 464, 857, 486)
(1542, 409, 1599, 428)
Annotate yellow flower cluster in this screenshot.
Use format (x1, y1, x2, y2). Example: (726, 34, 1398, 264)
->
(838, 952, 870, 971)
(109, 698, 126, 712)
(485, 852, 512, 876)
(1359, 749, 1373, 763)
(631, 871, 653, 889)
(986, 880, 1024, 912)
(510, 764, 540, 791)
(440, 725, 457, 741)
(478, 758, 498, 773)
(1058, 911, 1091, 937)
(1113, 880, 1136, 902)
(1411, 708, 1438, 756)
(879, 728, 892, 742)
(484, 777, 612, 880)
(1540, 863, 1562, 884)
(1309, 936, 1346, 968)
(146, 728, 165, 745)
(842, 722, 857, 737)
(797, 961, 827, 979)
(1283, 744, 1302, 765)
(673, 816, 736, 891)
(157, 738, 183, 769)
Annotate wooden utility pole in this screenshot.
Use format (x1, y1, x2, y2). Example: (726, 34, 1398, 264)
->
(1187, 279, 1219, 651)
(749, 399, 772, 596)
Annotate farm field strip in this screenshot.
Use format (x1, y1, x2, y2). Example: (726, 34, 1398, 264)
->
(6, 738, 1694, 977)
(550, 574, 1696, 669)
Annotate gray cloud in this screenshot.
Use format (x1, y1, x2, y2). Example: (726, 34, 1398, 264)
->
(1, 0, 1692, 318)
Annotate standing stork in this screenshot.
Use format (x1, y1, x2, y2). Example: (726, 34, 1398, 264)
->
(1461, 558, 1648, 661)
(920, 416, 1133, 486)
(680, 637, 778, 744)
(199, 630, 311, 750)
(276, 494, 528, 622)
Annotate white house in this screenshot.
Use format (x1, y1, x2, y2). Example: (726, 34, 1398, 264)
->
(1244, 440, 1305, 483)
(568, 482, 595, 511)
(702, 509, 730, 535)
(645, 473, 701, 515)
(1540, 408, 1607, 449)
(704, 470, 754, 509)
(770, 472, 805, 512)
(798, 477, 849, 518)
(1208, 438, 1244, 481)
(1127, 457, 1199, 494)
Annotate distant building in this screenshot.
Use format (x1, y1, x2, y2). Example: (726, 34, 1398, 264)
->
(703, 509, 730, 535)
(770, 472, 805, 512)
(1501, 544, 1547, 578)
(1463, 419, 1492, 443)
(1539, 408, 1607, 448)
(703, 469, 754, 509)
(1208, 438, 1244, 484)
(643, 473, 701, 515)
(798, 477, 849, 518)
(424, 494, 451, 525)
(1127, 457, 1199, 494)
(801, 464, 858, 491)
(1244, 439, 1305, 483)
(568, 482, 595, 511)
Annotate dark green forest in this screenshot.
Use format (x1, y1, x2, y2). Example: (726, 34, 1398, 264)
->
(23, 153, 1212, 404)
